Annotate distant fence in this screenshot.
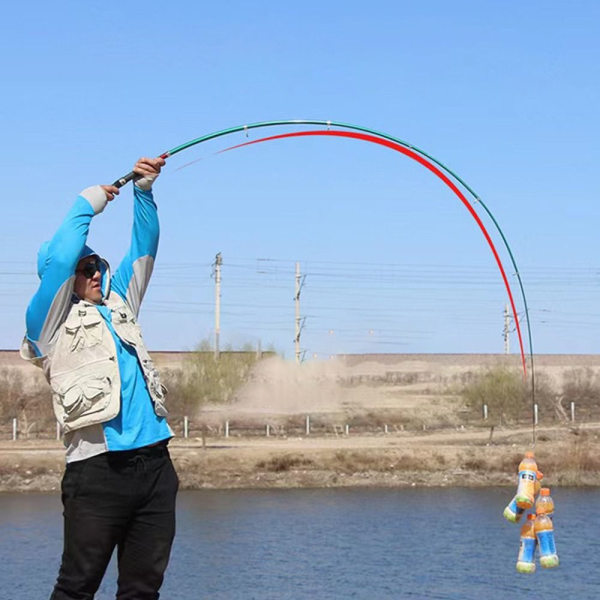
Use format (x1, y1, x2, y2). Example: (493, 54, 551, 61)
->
(3, 402, 600, 441)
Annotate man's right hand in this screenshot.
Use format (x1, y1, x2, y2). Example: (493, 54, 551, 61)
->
(100, 185, 120, 202)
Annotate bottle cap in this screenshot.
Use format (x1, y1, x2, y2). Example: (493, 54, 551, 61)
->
(540, 487, 551, 496)
(524, 451, 535, 459)
(527, 514, 536, 521)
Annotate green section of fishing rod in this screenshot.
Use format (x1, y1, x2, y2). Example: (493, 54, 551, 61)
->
(113, 120, 468, 190)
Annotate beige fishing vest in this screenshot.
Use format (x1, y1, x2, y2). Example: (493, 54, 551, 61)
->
(21, 292, 167, 433)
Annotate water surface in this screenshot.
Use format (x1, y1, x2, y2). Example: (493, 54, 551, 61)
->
(1, 487, 598, 599)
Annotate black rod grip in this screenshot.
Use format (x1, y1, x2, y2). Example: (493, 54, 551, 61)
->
(112, 170, 135, 189)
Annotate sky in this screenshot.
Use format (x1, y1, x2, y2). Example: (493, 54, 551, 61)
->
(1, 1, 598, 360)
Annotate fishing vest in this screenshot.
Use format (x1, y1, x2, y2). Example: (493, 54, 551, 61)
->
(21, 292, 167, 433)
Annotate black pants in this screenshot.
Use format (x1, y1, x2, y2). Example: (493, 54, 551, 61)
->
(50, 443, 179, 600)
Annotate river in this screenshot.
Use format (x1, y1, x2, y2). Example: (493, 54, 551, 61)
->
(2, 487, 599, 599)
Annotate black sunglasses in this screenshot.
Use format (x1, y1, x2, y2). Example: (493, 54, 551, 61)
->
(76, 258, 102, 279)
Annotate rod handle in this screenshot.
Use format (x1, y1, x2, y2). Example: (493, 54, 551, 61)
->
(111, 153, 169, 189)
(112, 171, 135, 189)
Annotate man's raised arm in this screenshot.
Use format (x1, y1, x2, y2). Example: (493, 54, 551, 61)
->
(25, 185, 116, 356)
(111, 157, 165, 317)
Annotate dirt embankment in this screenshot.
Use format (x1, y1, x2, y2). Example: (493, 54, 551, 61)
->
(3, 354, 600, 492)
(1, 423, 599, 493)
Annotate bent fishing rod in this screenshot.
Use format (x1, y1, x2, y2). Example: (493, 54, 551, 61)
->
(112, 119, 537, 444)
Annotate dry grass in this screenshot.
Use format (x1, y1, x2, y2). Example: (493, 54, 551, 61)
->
(256, 454, 314, 472)
(3, 429, 600, 492)
(535, 431, 600, 486)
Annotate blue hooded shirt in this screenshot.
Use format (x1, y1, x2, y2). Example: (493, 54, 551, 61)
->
(25, 185, 171, 458)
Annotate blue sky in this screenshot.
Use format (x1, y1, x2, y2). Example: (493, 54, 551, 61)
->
(1, 1, 598, 358)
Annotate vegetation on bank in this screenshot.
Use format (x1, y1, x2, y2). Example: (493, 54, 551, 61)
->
(2, 425, 600, 492)
(0, 367, 52, 437)
(460, 366, 600, 425)
(2, 352, 600, 490)
(248, 431, 600, 488)
(2, 354, 600, 440)
(161, 340, 267, 420)
(0, 342, 268, 438)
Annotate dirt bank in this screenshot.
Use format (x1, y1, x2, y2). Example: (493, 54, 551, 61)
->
(1, 423, 599, 493)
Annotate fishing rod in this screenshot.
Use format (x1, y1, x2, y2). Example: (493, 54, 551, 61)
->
(113, 119, 536, 443)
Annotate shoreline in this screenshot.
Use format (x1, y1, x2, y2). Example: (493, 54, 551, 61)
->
(2, 423, 599, 492)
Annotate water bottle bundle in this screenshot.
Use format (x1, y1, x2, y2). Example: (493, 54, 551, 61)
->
(503, 451, 559, 573)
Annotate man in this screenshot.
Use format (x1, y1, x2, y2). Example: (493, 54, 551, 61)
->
(21, 157, 178, 600)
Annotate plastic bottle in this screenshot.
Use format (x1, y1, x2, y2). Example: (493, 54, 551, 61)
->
(535, 487, 554, 519)
(516, 514, 537, 573)
(535, 513, 559, 568)
(535, 471, 544, 497)
(503, 496, 525, 523)
(515, 451, 538, 509)
(504, 470, 543, 523)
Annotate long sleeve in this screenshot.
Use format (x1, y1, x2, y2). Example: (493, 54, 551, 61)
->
(110, 185, 159, 317)
(25, 186, 107, 357)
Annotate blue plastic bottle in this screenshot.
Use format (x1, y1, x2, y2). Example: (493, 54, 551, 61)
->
(504, 470, 543, 523)
(503, 495, 525, 523)
(516, 514, 537, 573)
(535, 512, 559, 568)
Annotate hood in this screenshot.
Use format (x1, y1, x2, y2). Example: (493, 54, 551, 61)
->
(37, 241, 111, 300)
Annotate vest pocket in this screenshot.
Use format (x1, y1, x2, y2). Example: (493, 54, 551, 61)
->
(59, 375, 112, 421)
(51, 358, 114, 425)
(112, 310, 142, 346)
(64, 311, 103, 351)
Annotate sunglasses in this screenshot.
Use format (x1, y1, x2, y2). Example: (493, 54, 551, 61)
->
(76, 258, 102, 279)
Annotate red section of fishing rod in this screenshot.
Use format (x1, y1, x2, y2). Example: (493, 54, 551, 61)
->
(219, 130, 528, 377)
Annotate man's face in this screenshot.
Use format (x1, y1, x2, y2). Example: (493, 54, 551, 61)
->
(74, 256, 103, 304)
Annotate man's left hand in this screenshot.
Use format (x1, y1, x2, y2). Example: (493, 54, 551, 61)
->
(133, 157, 166, 191)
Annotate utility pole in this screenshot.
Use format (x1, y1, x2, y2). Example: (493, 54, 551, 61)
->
(503, 303, 510, 354)
(294, 262, 303, 364)
(214, 252, 222, 360)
